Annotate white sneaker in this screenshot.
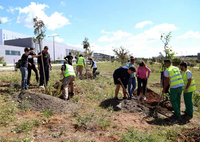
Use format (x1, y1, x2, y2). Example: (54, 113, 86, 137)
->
(137, 96, 140, 100)
(143, 96, 146, 100)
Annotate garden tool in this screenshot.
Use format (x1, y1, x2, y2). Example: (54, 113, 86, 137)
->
(119, 79, 130, 99)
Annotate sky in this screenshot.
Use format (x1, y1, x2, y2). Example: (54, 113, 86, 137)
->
(0, 0, 200, 58)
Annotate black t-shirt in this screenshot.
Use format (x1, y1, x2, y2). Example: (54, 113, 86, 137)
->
(28, 51, 36, 64)
(64, 55, 73, 63)
(113, 66, 130, 87)
(37, 51, 51, 67)
(61, 64, 66, 71)
(21, 54, 28, 68)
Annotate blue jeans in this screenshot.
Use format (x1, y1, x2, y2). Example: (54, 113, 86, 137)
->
(128, 77, 136, 97)
(20, 67, 28, 89)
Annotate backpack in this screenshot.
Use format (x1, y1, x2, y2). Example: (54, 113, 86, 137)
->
(15, 59, 22, 69)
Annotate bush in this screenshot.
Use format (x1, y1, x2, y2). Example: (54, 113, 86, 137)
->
(0, 57, 4, 63)
(172, 57, 181, 66)
(193, 92, 200, 109)
(3, 62, 7, 66)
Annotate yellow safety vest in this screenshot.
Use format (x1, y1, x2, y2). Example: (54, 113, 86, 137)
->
(181, 70, 196, 93)
(64, 64, 76, 77)
(77, 57, 84, 66)
(166, 65, 184, 88)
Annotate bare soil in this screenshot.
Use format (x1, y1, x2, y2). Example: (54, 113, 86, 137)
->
(13, 91, 78, 114)
(178, 127, 200, 142)
(151, 83, 162, 87)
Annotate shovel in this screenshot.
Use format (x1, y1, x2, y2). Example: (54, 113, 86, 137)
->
(119, 79, 130, 99)
(154, 93, 164, 118)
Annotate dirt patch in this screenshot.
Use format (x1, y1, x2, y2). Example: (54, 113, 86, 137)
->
(178, 127, 200, 142)
(151, 83, 162, 87)
(13, 91, 78, 114)
(133, 88, 173, 115)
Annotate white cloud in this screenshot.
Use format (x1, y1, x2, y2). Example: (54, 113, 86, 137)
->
(61, 1, 66, 6)
(129, 23, 178, 41)
(177, 31, 200, 39)
(99, 30, 132, 42)
(0, 17, 11, 23)
(55, 36, 64, 42)
(16, 2, 70, 30)
(0, 6, 4, 9)
(6, 6, 17, 14)
(135, 21, 153, 28)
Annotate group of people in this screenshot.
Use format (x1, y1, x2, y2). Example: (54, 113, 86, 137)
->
(20, 46, 51, 90)
(113, 57, 151, 100)
(113, 58, 196, 120)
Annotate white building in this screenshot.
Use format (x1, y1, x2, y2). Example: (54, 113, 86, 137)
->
(0, 29, 84, 64)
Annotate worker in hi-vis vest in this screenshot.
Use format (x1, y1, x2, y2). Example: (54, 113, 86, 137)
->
(61, 60, 76, 100)
(162, 59, 184, 119)
(180, 61, 196, 118)
(76, 54, 85, 78)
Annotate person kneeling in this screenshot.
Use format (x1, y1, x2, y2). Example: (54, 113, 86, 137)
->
(61, 61, 76, 100)
(113, 66, 136, 100)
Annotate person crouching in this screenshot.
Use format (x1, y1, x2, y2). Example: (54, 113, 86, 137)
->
(113, 66, 136, 100)
(61, 60, 76, 100)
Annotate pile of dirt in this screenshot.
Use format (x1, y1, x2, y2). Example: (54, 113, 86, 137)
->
(151, 83, 162, 87)
(178, 127, 200, 142)
(127, 87, 173, 115)
(14, 91, 78, 114)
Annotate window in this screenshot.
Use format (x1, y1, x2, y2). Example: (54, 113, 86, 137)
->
(3, 34, 5, 39)
(5, 50, 21, 56)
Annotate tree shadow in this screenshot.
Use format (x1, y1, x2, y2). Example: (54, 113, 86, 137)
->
(99, 98, 122, 111)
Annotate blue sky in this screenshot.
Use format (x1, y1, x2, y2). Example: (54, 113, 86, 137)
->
(0, 0, 200, 57)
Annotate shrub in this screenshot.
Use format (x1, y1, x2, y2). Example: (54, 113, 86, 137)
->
(3, 62, 7, 66)
(0, 57, 4, 63)
(193, 92, 200, 110)
(172, 57, 181, 66)
(41, 109, 53, 118)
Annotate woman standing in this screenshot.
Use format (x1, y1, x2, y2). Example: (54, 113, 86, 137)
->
(136, 61, 151, 100)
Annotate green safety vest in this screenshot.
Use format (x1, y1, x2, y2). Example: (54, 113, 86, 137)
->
(77, 57, 84, 66)
(64, 64, 76, 77)
(181, 70, 196, 93)
(166, 65, 184, 88)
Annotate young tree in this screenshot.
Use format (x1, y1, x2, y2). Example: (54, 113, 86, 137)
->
(33, 17, 47, 88)
(113, 46, 129, 65)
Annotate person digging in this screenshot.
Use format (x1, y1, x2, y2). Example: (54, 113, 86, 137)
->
(113, 66, 136, 100)
(60, 60, 76, 100)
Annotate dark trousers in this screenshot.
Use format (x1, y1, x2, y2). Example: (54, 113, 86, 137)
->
(39, 67, 49, 86)
(93, 68, 97, 77)
(137, 77, 147, 96)
(68, 61, 72, 65)
(27, 64, 39, 84)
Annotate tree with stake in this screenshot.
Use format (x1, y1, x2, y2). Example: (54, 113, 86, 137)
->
(33, 17, 49, 89)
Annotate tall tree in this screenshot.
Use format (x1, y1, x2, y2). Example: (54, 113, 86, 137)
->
(33, 17, 47, 88)
(113, 46, 129, 65)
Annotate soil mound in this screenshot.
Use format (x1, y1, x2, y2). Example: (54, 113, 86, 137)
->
(151, 83, 162, 87)
(14, 91, 78, 114)
(178, 127, 200, 142)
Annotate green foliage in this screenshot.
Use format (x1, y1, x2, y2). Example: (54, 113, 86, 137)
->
(0, 57, 4, 63)
(17, 98, 30, 111)
(172, 57, 182, 66)
(0, 101, 17, 126)
(113, 46, 129, 65)
(71, 95, 80, 103)
(121, 128, 165, 142)
(2, 62, 7, 66)
(41, 109, 53, 118)
(12, 120, 33, 133)
(193, 92, 200, 111)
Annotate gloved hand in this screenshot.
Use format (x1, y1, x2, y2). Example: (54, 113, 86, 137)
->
(184, 89, 188, 93)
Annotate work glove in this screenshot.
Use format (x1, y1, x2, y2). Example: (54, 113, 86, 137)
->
(184, 89, 188, 93)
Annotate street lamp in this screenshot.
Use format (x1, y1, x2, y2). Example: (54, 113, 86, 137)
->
(48, 34, 59, 62)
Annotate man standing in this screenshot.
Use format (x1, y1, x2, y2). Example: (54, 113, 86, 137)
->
(162, 59, 184, 119)
(180, 61, 196, 118)
(89, 58, 97, 78)
(126, 58, 136, 99)
(76, 54, 85, 78)
(64, 52, 73, 65)
(37, 46, 52, 87)
(27, 47, 39, 85)
(113, 66, 136, 100)
(61, 60, 76, 100)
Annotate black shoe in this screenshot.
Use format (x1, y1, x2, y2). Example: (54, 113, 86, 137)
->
(114, 97, 119, 100)
(123, 97, 127, 100)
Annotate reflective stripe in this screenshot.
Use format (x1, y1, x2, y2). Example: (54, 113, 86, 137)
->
(182, 70, 196, 92)
(170, 78, 183, 83)
(65, 65, 76, 77)
(171, 83, 184, 88)
(169, 74, 181, 79)
(184, 83, 196, 87)
(184, 79, 194, 81)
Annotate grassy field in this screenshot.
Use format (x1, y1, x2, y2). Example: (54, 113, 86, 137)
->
(0, 62, 199, 141)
